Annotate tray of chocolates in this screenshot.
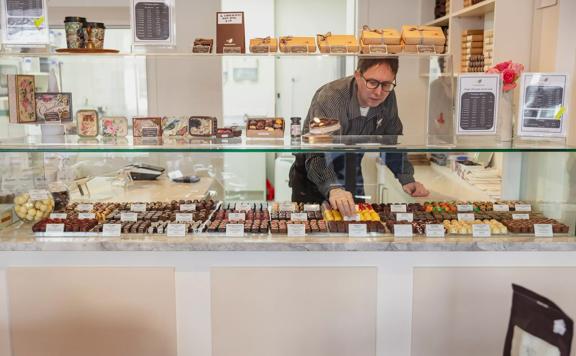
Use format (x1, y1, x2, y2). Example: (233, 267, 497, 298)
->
(246, 118, 284, 138)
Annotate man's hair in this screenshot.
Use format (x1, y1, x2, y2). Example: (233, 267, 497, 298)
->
(356, 57, 399, 76)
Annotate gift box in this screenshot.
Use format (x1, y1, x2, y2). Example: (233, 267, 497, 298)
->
(461, 41, 483, 48)
(462, 47, 483, 55)
(192, 38, 213, 53)
(77, 110, 99, 137)
(461, 29, 484, 36)
(8, 74, 37, 124)
(35, 92, 72, 122)
(466, 34, 483, 42)
(360, 41, 403, 54)
(216, 12, 245, 53)
(317, 33, 359, 53)
(249, 37, 278, 53)
(278, 36, 316, 53)
(360, 26, 401, 45)
(101, 117, 128, 137)
(246, 118, 284, 138)
(162, 117, 189, 137)
(401, 25, 446, 46)
(133, 117, 162, 137)
(188, 116, 217, 137)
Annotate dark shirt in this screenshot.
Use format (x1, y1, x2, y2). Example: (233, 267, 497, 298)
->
(289, 76, 415, 202)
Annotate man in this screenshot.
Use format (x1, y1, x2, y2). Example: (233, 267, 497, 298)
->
(289, 57, 429, 217)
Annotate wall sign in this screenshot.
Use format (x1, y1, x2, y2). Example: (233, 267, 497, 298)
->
(456, 74, 500, 135)
(131, 0, 175, 46)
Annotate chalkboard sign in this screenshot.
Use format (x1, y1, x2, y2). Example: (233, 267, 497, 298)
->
(456, 74, 500, 135)
(131, 0, 174, 45)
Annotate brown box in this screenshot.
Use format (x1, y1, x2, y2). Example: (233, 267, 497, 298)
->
(216, 12, 245, 54)
(360, 40, 403, 54)
(461, 29, 484, 36)
(249, 37, 278, 53)
(278, 36, 316, 53)
(461, 41, 483, 48)
(461, 47, 483, 55)
(8, 75, 37, 124)
(246, 118, 284, 138)
(133, 117, 162, 137)
(401, 25, 446, 46)
(466, 34, 484, 42)
(192, 38, 213, 53)
(360, 26, 401, 45)
(317, 33, 359, 53)
(403, 43, 445, 54)
(188, 116, 217, 137)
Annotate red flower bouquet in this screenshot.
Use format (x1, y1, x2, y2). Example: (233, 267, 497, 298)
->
(485, 60, 525, 91)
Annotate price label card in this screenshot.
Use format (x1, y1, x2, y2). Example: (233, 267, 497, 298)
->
(458, 213, 475, 222)
(168, 170, 183, 179)
(473, 224, 491, 237)
(132, 0, 175, 45)
(396, 213, 414, 222)
(167, 224, 186, 237)
(344, 214, 361, 222)
(394, 224, 413, 238)
(45, 224, 64, 235)
(228, 213, 246, 221)
(180, 204, 196, 212)
(456, 74, 500, 135)
(290, 213, 308, 222)
(226, 224, 245, 237)
(426, 224, 445, 238)
(534, 224, 553, 237)
(280, 202, 296, 212)
(493, 204, 510, 212)
(235, 203, 252, 212)
(515, 204, 532, 212)
(50, 213, 67, 219)
(457, 204, 474, 212)
(391, 204, 407, 213)
(287, 224, 306, 237)
(76, 204, 93, 212)
(348, 224, 367, 237)
(175, 213, 193, 222)
(131, 203, 147, 212)
(78, 213, 96, 220)
(513, 214, 530, 220)
(102, 224, 121, 237)
(28, 189, 49, 200)
(304, 204, 320, 212)
(121, 213, 138, 222)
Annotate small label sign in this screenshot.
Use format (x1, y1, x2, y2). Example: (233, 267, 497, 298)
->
(280, 202, 296, 212)
(180, 204, 196, 212)
(473, 224, 491, 237)
(226, 224, 245, 237)
(513, 214, 530, 220)
(493, 204, 510, 212)
(396, 213, 414, 222)
(426, 224, 445, 238)
(131, 203, 147, 212)
(102, 224, 121, 237)
(167, 224, 186, 237)
(121, 213, 138, 222)
(458, 213, 475, 222)
(348, 224, 367, 237)
(534, 224, 553, 237)
(29, 189, 49, 200)
(78, 213, 95, 220)
(168, 170, 183, 179)
(50, 213, 67, 219)
(235, 203, 252, 211)
(303, 204, 320, 212)
(175, 213, 193, 222)
(228, 213, 246, 221)
(76, 204, 93, 212)
(391, 204, 407, 213)
(45, 224, 64, 235)
(515, 204, 532, 212)
(394, 224, 413, 238)
(457, 204, 474, 212)
(290, 213, 308, 222)
(287, 224, 306, 237)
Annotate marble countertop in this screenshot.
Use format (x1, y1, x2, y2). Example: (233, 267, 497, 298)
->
(1, 235, 576, 251)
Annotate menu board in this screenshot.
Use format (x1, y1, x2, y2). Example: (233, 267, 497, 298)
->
(1, 0, 49, 45)
(456, 74, 500, 135)
(517, 73, 568, 137)
(131, 0, 174, 45)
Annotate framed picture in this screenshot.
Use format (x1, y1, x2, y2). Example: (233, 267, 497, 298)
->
(35, 92, 73, 122)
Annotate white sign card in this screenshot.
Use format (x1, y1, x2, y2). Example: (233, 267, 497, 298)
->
(121, 213, 138, 222)
(472, 224, 491, 237)
(131, 203, 147, 212)
(456, 74, 500, 135)
(396, 213, 414, 222)
(394, 224, 413, 238)
(76, 204, 93, 212)
(348, 224, 367, 237)
(457, 204, 474, 212)
(228, 213, 246, 221)
(102, 224, 122, 237)
(458, 213, 475, 222)
(425, 224, 445, 238)
(1, 0, 50, 45)
(180, 204, 196, 211)
(175, 213, 193, 222)
(167, 223, 186, 237)
(167, 170, 183, 179)
(303, 204, 320, 212)
(50, 213, 67, 219)
(290, 213, 308, 222)
(517, 73, 569, 138)
(512, 214, 530, 220)
(131, 0, 175, 46)
(287, 224, 306, 237)
(226, 224, 244, 237)
(78, 213, 95, 220)
(493, 204, 510, 212)
(515, 204, 532, 212)
(534, 224, 553, 237)
(391, 204, 407, 213)
(45, 223, 64, 235)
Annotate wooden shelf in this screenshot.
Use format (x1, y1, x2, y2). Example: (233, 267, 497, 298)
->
(453, 0, 495, 18)
(425, 14, 450, 27)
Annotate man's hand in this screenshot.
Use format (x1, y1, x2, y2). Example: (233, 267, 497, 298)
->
(402, 182, 429, 197)
(328, 188, 356, 217)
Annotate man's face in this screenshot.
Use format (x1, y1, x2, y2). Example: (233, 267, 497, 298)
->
(354, 63, 395, 108)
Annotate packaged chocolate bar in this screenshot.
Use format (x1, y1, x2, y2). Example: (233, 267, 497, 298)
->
(188, 116, 217, 137)
(216, 126, 242, 138)
(279, 36, 316, 53)
(360, 26, 401, 45)
(77, 110, 99, 137)
(249, 37, 278, 53)
(35, 93, 73, 122)
(193, 38, 213, 53)
(8, 74, 37, 124)
(401, 25, 446, 46)
(317, 33, 359, 53)
(101, 116, 128, 137)
(162, 117, 189, 137)
(133, 117, 162, 137)
(246, 118, 284, 138)
(216, 12, 245, 53)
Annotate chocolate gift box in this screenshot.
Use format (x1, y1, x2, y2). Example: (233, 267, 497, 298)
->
(401, 25, 446, 46)
(101, 117, 128, 137)
(249, 37, 278, 53)
(35, 92, 73, 122)
(279, 36, 316, 53)
(246, 118, 284, 138)
(162, 117, 189, 137)
(133, 117, 162, 137)
(77, 110, 99, 137)
(317, 33, 359, 53)
(8, 74, 37, 124)
(216, 12, 246, 54)
(360, 26, 401, 45)
(192, 38, 213, 53)
(188, 116, 217, 137)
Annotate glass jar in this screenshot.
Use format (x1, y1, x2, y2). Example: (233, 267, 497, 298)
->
(290, 117, 302, 138)
(13, 190, 54, 222)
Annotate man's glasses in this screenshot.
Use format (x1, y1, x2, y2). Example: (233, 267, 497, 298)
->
(361, 74, 397, 92)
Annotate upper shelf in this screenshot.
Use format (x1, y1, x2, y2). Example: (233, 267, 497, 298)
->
(453, 0, 496, 18)
(0, 135, 574, 153)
